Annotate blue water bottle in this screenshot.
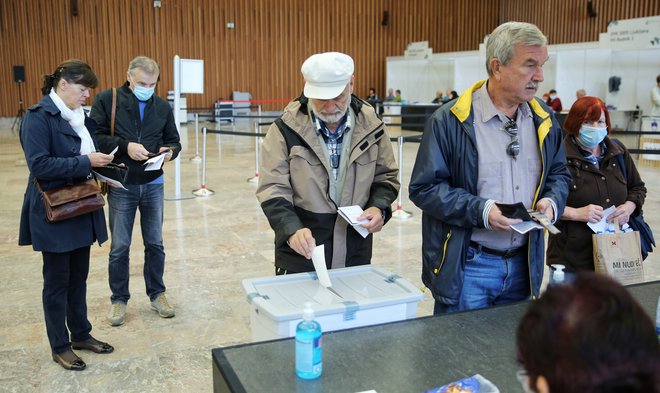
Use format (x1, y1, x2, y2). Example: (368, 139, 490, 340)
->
(295, 302, 322, 379)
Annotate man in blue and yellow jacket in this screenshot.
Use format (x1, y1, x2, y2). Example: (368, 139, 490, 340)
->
(409, 22, 570, 315)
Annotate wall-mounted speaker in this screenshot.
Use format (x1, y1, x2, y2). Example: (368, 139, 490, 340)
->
(587, 0, 597, 18)
(608, 76, 621, 92)
(381, 11, 389, 26)
(13, 65, 25, 83)
(71, 0, 78, 16)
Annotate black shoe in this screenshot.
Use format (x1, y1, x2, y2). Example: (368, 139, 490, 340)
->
(52, 350, 86, 371)
(71, 336, 114, 354)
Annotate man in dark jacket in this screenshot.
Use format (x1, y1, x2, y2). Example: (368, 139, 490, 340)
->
(409, 22, 570, 315)
(90, 56, 181, 326)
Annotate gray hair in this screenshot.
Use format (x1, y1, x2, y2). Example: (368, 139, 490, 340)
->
(485, 22, 547, 77)
(128, 56, 160, 76)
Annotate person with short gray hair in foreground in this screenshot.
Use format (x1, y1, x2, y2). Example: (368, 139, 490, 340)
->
(257, 52, 399, 275)
(409, 22, 570, 315)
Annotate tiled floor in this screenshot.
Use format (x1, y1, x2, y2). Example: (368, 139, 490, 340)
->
(0, 116, 658, 392)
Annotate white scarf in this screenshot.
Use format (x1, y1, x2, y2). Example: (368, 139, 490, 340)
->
(49, 88, 96, 155)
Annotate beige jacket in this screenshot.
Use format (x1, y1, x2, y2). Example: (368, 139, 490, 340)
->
(257, 95, 400, 272)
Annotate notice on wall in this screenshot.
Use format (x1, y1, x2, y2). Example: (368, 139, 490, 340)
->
(606, 16, 660, 50)
(404, 41, 432, 59)
(180, 59, 204, 94)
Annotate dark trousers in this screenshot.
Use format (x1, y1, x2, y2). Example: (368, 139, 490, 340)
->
(42, 247, 92, 354)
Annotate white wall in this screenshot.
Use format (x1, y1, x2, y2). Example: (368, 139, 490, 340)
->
(387, 42, 660, 114)
(387, 51, 487, 103)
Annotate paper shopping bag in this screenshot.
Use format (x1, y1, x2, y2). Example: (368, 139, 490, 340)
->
(592, 231, 644, 285)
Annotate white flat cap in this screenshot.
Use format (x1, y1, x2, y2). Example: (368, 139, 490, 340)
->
(301, 52, 354, 100)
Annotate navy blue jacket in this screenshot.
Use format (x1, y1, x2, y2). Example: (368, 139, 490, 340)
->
(19, 95, 108, 252)
(89, 83, 181, 185)
(409, 80, 570, 305)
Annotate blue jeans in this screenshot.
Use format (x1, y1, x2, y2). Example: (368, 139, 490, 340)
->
(434, 245, 530, 315)
(108, 184, 166, 303)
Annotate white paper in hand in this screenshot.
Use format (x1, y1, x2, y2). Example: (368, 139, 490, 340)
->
(311, 244, 332, 288)
(92, 170, 127, 190)
(144, 152, 166, 171)
(587, 205, 616, 234)
(338, 205, 370, 238)
(338, 206, 369, 225)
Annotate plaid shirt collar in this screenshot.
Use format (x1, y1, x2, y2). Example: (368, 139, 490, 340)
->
(312, 111, 351, 142)
(572, 136, 607, 166)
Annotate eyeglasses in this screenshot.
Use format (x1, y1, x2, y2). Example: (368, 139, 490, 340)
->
(503, 118, 520, 159)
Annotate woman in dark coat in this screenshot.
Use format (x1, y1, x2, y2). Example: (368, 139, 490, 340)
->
(19, 60, 115, 371)
(547, 97, 647, 274)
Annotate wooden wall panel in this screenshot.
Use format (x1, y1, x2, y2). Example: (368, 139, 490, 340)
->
(0, 0, 657, 116)
(502, 0, 660, 44)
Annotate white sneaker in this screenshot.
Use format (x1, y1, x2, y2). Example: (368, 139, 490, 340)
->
(150, 293, 175, 318)
(108, 302, 127, 326)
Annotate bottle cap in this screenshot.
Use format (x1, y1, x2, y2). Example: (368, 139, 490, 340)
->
(551, 264, 565, 283)
(303, 301, 315, 321)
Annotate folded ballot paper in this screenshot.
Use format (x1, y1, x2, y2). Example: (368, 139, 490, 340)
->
(424, 374, 500, 393)
(143, 150, 170, 171)
(495, 202, 560, 235)
(93, 163, 129, 190)
(338, 205, 369, 238)
(311, 244, 343, 299)
(586, 205, 618, 234)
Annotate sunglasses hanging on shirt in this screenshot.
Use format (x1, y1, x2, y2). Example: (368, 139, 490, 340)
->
(503, 118, 520, 159)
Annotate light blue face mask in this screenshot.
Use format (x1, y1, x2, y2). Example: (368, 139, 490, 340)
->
(577, 124, 607, 148)
(133, 84, 155, 102)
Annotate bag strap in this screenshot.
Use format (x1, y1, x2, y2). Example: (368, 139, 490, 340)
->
(611, 138, 628, 180)
(33, 178, 44, 193)
(110, 88, 117, 137)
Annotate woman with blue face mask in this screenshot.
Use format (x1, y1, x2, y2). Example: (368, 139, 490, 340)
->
(546, 96, 647, 274)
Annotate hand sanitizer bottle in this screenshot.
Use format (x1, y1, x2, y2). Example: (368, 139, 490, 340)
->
(550, 264, 565, 285)
(295, 302, 322, 379)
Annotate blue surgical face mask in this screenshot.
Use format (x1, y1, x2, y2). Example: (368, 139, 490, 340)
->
(577, 124, 607, 148)
(133, 84, 155, 101)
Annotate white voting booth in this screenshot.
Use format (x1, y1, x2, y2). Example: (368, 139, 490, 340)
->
(386, 16, 660, 116)
(170, 56, 203, 200)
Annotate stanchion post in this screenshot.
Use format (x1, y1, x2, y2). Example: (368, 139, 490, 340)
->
(190, 113, 202, 163)
(193, 127, 215, 197)
(247, 104, 262, 183)
(164, 55, 194, 201)
(392, 135, 412, 219)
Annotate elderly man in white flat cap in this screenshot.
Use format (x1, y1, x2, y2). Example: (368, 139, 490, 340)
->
(257, 52, 400, 275)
